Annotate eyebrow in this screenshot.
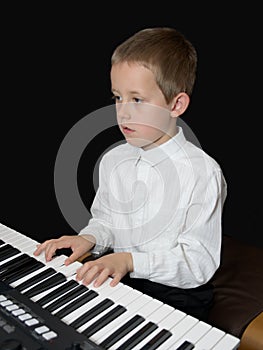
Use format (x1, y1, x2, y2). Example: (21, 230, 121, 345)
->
(111, 88, 144, 95)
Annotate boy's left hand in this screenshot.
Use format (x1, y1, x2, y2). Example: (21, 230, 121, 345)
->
(76, 252, 134, 287)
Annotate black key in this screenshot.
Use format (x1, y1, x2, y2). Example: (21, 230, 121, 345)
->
(3, 260, 44, 283)
(55, 290, 99, 319)
(140, 329, 172, 350)
(0, 254, 31, 275)
(45, 284, 88, 312)
(0, 253, 30, 269)
(100, 315, 145, 349)
(115, 321, 158, 350)
(37, 279, 79, 306)
(0, 244, 13, 253)
(0, 239, 5, 246)
(69, 298, 114, 329)
(16, 267, 57, 292)
(0, 246, 20, 262)
(83, 305, 127, 337)
(175, 340, 195, 350)
(23, 272, 67, 298)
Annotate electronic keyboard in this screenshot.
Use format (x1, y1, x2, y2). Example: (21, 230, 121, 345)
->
(0, 223, 240, 350)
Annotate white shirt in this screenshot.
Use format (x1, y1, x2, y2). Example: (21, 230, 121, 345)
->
(79, 127, 227, 288)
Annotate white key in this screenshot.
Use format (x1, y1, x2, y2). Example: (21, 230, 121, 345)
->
(10, 265, 50, 288)
(61, 278, 122, 324)
(129, 303, 176, 350)
(211, 333, 240, 350)
(107, 299, 166, 349)
(156, 315, 199, 350)
(132, 308, 187, 350)
(171, 320, 212, 349)
(77, 285, 140, 333)
(30, 275, 76, 301)
(56, 261, 83, 277)
(194, 327, 225, 350)
(0, 251, 23, 266)
(90, 292, 153, 343)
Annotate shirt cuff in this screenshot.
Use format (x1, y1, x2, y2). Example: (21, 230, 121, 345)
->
(130, 252, 150, 279)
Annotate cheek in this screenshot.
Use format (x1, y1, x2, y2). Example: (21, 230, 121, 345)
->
(133, 104, 171, 131)
(137, 125, 164, 140)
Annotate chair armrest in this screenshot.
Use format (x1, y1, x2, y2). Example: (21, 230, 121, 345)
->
(239, 312, 263, 350)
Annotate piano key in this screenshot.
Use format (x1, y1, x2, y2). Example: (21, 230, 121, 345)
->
(76, 284, 140, 334)
(36, 279, 80, 306)
(139, 329, 173, 350)
(105, 299, 166, 349)
(0, 255, 38, 276)
(174, 340, 195, 350)
(0, 251, 24, 266)
(54, 289, 99, 319)
(150, 315, 199, 350)
(0, 245, 20, 261)
(45, 284, 88, 312)
(70, 298, 115, 329)
(0, 254, 32, 274)
(90, 289, 149, 344)
(99, 315, 145, 349)
(131, 308, 188, 350)
(115, 321, 159, 350)
(16, 267, 57, 292)
(193, 327, 225, 350)
(0, 239, 4, 245)
(10, 265, 54, 289)
(23, 272, 67, 298)
(55, 260, 83, 277)
(170, 320, 211, 349)
(2, 260, 44, 284)
(10, 255, 72, 291)
(0, 243, 16, 254)
(211, 333, 240, 350)
(61, 278, 122, 325)
(30, 275, 78, 302)
(83, 304, 127, 337)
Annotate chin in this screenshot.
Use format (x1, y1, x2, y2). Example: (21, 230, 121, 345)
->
(125, 137, 153, 150)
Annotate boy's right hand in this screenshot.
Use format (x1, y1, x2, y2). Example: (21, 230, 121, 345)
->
(33, 235, 95, 266)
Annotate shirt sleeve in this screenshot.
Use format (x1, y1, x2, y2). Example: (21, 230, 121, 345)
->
(130, 168, 227, 288)
(79, 155, 114, 252)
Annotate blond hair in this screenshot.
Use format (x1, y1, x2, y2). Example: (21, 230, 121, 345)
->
(111, 27, 197, 103)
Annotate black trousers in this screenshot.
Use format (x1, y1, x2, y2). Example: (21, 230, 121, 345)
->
(121, 274, 214, 322)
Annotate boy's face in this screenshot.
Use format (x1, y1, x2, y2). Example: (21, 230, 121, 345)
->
(111, 62, 176, 150)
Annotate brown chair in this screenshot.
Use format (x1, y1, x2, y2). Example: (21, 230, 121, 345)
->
(208, 235, 263, 350)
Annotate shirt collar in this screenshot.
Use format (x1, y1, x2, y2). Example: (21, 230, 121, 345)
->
(133, 126, 187, 166)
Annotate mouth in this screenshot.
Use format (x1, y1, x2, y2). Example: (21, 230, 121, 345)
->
(121, 125, 135, 134)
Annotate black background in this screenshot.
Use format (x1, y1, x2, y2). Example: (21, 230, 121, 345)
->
(1, 4, 262, 247)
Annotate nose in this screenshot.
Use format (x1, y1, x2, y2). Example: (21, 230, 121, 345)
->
(116, 102, 132, 122)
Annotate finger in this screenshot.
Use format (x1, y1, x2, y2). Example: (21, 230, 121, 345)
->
(93, 268, 111, 288)
(33, 241, 50, 256)
(110, 273, 122, 287)
(78, 264, 100, 286)
(76, 262, 92, 281)
(64, 250, 83, 265)
(45, 243, 61, 262)
(33, 244, 44, 256)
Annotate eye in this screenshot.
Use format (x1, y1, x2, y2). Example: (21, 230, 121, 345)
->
(111, 95, 122, 103)
(133, 97, 142, 103)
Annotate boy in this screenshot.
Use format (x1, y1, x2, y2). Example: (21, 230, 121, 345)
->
(34, 27, 227, 320)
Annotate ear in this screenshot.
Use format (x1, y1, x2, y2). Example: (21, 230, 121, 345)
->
(170, 92, 190, 118)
